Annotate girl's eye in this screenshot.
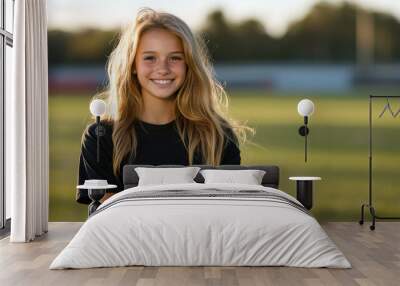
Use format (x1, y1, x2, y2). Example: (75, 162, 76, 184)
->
(143, 56, 183, 62)
(170, 56, 182, 62)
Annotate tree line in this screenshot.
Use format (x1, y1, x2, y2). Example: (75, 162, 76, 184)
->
(48, 2, 400, 66)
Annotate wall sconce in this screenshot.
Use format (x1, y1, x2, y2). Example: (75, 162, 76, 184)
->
(89, 99, 106, 163)
(297, 99, 314, 162)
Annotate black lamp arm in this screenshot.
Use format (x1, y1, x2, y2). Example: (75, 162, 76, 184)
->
(96, 116, 100, 163)
(95, 116, 106, 163)
(298, 116, 310, 162)
(298, 116, 309, 136)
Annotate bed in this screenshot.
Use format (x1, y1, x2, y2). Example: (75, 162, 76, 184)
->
(50, 165, 351, 269)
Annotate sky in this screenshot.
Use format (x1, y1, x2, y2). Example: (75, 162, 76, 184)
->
(48, 0, 400, 37)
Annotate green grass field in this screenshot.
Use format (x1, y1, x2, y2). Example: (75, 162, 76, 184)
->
(49, 89, 400, 221)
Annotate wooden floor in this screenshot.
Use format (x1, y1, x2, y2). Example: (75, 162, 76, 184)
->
(0, 222, 399, 286)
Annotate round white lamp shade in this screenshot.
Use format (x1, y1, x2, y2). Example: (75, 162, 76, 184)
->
(90, 99, 106, 117)
(297, 99, 314, 116)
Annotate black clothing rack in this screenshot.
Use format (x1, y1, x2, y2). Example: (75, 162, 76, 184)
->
(359, 95, 400, 230)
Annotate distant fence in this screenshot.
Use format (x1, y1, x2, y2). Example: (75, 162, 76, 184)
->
(48, 63, 400, 93)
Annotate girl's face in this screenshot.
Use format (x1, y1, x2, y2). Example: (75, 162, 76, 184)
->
(135, 28, 187, 101)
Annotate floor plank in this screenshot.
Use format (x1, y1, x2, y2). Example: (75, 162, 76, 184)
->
(0, 222, 399, 286)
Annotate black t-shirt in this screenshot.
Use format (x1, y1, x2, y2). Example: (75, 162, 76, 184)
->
(77, 119, 241, 204)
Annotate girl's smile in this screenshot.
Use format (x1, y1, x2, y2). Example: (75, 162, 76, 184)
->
(151, 79, 174, 87)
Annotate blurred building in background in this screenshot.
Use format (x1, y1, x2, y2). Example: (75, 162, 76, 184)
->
(49, 63, 400, 93)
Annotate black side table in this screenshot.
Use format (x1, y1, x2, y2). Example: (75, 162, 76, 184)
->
(77, 180, 117, 216)
(289, 177, 321, 210)
(87, 189, 106, 216)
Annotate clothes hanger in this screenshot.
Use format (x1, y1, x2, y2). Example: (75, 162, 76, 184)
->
(378, 97, 396, 118)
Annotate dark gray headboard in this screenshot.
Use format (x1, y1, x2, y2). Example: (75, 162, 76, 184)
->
(123, 165, 279, 189)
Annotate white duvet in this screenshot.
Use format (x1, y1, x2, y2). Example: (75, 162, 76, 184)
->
(50, 183, 351, 269)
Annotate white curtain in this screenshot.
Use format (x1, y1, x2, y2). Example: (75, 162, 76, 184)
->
(7, 0, 49, 242)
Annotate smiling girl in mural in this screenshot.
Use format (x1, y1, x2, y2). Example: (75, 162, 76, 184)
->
(76, 7, 253, 204)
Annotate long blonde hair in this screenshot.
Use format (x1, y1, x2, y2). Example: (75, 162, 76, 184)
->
(95, 8, 254, 176)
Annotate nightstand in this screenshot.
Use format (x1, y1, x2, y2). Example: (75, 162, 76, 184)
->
(77, 180, 117, 216)
(289, 177, 321, 210)
(87, 189, 106, 216)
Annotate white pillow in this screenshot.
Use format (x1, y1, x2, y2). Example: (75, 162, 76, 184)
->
(200, 169, 266, 185)
(135, 167, 201, 186)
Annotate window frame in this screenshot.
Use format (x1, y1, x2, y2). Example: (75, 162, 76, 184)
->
(0, 0, 14, 237)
